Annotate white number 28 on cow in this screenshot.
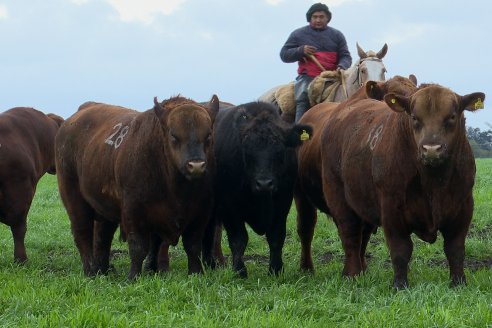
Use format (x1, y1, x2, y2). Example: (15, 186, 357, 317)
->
(105, 123, 129, 149)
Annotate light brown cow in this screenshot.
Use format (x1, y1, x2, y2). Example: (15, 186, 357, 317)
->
(55, 96, 219, 279)
(0, 107, 63, 263)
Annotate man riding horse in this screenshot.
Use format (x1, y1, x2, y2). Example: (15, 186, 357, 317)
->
(280, 3, 352, 122)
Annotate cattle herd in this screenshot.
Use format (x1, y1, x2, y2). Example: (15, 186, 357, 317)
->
(0, 74, 486, 289)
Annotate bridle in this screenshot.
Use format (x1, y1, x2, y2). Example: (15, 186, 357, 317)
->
(351, 57, 384, 87)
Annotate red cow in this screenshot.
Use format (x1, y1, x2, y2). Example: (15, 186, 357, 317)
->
(295, 75, 418, 272)
(309, 83, 484, 288)
(0, 107, 63, 263)
(55, 96, 219, 279)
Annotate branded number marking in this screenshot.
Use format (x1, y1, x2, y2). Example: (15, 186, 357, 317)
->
(105, 123, 129, 148)
(366, 124, 384, 150)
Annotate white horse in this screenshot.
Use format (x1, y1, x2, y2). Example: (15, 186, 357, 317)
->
(260, 43, 388, 122)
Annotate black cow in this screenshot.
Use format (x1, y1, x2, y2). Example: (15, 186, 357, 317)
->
(203, 101, 312, 277)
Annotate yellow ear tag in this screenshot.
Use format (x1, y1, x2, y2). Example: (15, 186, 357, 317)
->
(300, 129, 310, 141)
(474, 98, 484, 110)
(391, 98, 396, 104)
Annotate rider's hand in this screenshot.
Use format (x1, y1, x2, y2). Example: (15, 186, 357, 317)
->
(303, 45, 317, 56)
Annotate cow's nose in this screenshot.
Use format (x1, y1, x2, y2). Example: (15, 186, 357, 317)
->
(255, 178, 274, 192)
(422, 144, 442, 158)
(186, 161, 206, 175)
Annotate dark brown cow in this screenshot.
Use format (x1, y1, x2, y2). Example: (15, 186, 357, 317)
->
(295, 75, 418, 271)
(0, 107, 64, 263)
(305, 83, 484, 288)
(55, 96, 219, 279)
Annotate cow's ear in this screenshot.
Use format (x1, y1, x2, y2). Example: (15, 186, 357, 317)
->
(409, 74, 417, 86)
(460, 92, 485, 112)
(365, 81, 384, 100)
(286, 124, 314, 147)
(208, 94, 220, 123)
(153, 96, 167, 120)
(384, 93, 409, 113)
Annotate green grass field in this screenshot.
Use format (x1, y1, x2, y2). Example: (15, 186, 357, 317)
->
(0, 159, 491, 327)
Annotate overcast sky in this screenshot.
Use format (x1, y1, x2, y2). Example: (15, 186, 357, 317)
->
(1, 0, 490, 129)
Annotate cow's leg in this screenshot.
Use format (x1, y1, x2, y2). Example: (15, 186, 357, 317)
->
(3, 179, 34, 263)
(10, 219, 28, 264)
(360, 222, 377, 272)
(224, 220, 249, 278)
(93, 219, 118, 274)
(294, 190, 317, 272)
(334, 207, 364, 277)
(144, 233, 161, 272)
(383, 227, 413, 289)
(442, 229, 467, 287)
(126, 230, 150, 280)
(157, 243, 170, 273)
(58, 179, 96, 276)
(266, 216, 286, 276)
(182, 221, 206, 275)
(201, 215, 219, 269)
(213, 225, 226, 266)
(441, 203, 472, 287)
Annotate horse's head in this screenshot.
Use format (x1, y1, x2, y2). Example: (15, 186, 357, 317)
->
(352, 43, 388, 87)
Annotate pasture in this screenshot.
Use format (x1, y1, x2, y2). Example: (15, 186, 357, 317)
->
(0, 159, 491, 327)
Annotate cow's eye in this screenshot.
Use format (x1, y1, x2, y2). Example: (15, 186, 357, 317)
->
(445, 114, 457, 129)
(204, 133, 212, 146)
(241, 114, 248, 120)
(170, 133, 179, 145)
(411, 114, 421, 129)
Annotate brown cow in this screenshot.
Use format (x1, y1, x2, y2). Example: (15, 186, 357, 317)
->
(0, 107, 64, 263)
(295, 75, 418, 272)
(55, 96, 219, 279)
(307, 83, 484, 288)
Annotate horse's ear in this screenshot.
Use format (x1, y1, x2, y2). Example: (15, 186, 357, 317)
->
(376, 43, 388, 59)
(409, 74, 417, 86)
(356, 42, 367, 59)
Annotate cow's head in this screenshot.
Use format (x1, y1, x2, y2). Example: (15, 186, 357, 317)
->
(365, 74, 417, 100)
(384, 85, 485, 167)
(236, 103, 312, 194)
(154, 95, 219, 180)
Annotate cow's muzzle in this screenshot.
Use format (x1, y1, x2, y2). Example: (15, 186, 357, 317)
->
(185, 160, 206, 179)
(254, 178, 274, 193)
(420, 144, 445, 167)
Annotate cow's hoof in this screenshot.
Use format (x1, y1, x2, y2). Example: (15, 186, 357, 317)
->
(393, 278, 409, 290)
(450, 276, 466, 288)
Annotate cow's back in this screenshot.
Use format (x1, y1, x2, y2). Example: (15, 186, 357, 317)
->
(0, 107, 60, 180)
(56, 103, 138, 220)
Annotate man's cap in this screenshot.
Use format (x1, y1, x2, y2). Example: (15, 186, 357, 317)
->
(306, 3, 332, 22)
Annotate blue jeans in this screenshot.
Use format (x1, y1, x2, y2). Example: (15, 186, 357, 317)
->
(294, 74, 314, 122)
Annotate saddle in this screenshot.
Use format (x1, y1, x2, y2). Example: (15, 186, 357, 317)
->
(274, 70, 342, 116)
